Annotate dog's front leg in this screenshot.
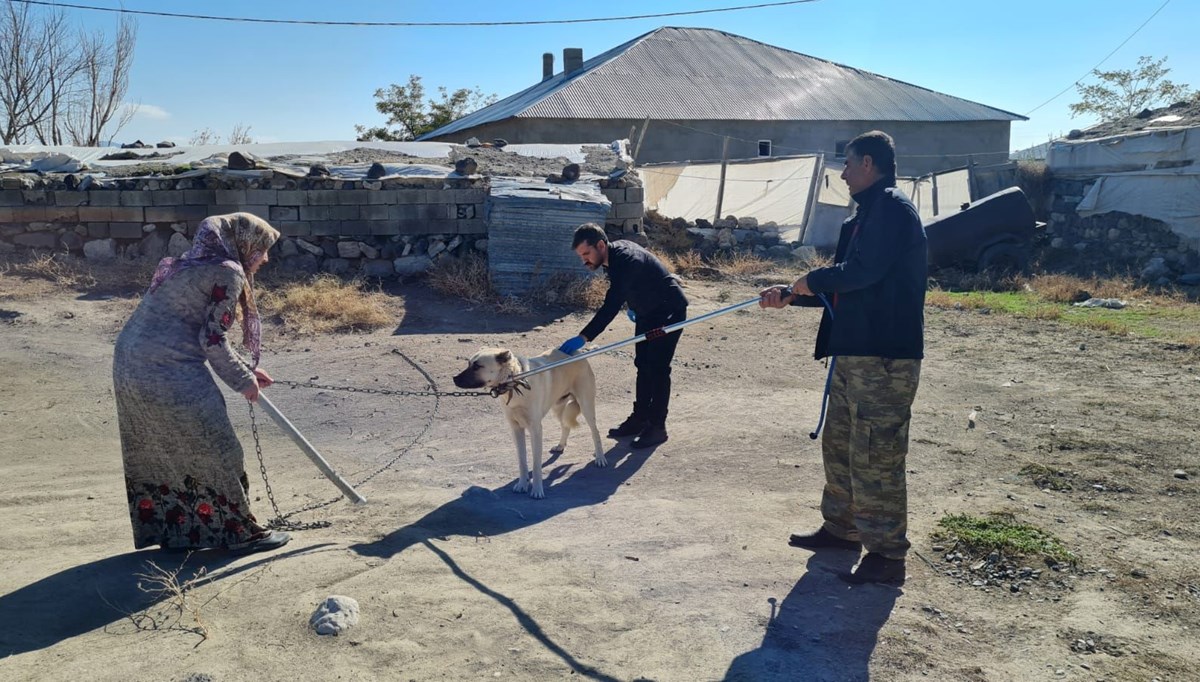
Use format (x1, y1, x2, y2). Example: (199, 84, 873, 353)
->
(511, 425, 531, 494)
(528, 421, 545, 499)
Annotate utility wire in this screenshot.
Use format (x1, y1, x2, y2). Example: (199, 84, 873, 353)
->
(15, 0, 821, 27)
(1022, 0, 1171, 117)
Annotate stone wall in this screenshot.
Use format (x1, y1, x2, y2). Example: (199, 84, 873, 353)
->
(1041, 176, 1200, 285)
(0, 172, 494, 278)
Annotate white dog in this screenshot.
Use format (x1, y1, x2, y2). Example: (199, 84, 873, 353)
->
(453, 347, 607, 499)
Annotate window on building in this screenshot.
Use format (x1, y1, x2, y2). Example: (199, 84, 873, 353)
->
(757, 140, 772, 157)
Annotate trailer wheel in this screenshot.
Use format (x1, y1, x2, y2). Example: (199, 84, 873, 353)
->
(978, 242, 1028, 274)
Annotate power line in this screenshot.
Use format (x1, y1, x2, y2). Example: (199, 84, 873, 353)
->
(1022, 0, 1171, 117)
(14, 0, 821, 27)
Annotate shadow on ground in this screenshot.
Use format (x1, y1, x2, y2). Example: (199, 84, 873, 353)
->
(723, 551, 901, 681)
(0, 544, 329, 657)
(384, 281, 572, 335)
(351, 444, 650, 558)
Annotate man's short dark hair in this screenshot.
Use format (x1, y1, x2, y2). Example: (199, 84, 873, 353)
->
(572, 223, 608, 249)
(846, 130, 897, 179)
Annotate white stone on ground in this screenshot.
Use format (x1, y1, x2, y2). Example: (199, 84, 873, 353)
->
(310, 595, 360, 636)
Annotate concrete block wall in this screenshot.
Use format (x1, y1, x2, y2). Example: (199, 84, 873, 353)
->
(600, 183, 645, 237)
(0, 175, 489, 278)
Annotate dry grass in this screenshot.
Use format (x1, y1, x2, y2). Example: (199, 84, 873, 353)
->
(0, 252, 97, 288)
(1024, 273, 1156, 303)
(116, 555, 270, 644)
(425, 253, 493, 305)
(1, 252, 158, 298)
(258, 275, 395, 334)
(709, 252, 778, 277)
(655, 249, 787, 281)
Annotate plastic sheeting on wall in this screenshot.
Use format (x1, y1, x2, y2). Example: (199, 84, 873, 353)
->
(1047, 127, 1200, 172)
(641, 156, 818, 227)
(1076, 168, 1200, 251)
(642, 155, 975, 249)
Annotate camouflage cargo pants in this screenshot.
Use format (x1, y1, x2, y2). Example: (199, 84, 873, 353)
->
(819, 355, 921, 560)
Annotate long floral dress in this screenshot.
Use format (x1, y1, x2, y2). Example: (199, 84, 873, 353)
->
(113, 263, 261, 549)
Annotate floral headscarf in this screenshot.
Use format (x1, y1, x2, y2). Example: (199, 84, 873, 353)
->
(149, 213, 280, 367)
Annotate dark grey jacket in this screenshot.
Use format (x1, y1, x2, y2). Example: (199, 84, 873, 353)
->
(794, 177, 927, 360)
(581, 240, 688, 340)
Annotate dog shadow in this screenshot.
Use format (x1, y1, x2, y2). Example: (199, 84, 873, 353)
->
(351, 444, 650, 559)
(722, 551, 901, 681)
(0, 545, 327, 657)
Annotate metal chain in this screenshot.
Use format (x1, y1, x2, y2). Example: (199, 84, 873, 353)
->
(247, 350, 468, 530)
(274, 378, 491, 400)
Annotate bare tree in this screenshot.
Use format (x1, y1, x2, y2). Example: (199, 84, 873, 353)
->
(64, 15, 136, 146)
(189, 127, 220, 146)
(0, 1, 137, 146)
(0, 1, 60, 144)
(31, 10, 81, 145)
(227, 123, 253, 145)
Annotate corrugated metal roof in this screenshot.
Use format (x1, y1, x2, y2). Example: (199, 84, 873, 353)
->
(421, 27, 1025, 140)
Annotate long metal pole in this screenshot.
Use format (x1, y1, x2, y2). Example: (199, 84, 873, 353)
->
(255, 393, 368, 505)
(513, 296, 762, 382)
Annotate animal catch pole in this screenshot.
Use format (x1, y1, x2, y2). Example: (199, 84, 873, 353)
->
(513, 296, 763, 383)
(255, 393, 368, 504)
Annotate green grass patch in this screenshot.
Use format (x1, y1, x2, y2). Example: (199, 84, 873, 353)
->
(927, 289, 1200, 345)
(934, 512, 1077, 566)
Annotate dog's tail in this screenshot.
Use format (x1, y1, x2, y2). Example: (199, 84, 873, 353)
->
(556, 395, 581, 429)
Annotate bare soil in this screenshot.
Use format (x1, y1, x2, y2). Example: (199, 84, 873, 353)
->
(1, 271, 1197, 682)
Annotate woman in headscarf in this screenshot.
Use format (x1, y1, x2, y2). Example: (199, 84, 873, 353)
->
(113, 213, 290, 554)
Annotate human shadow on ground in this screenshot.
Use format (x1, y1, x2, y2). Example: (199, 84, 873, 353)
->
(0, 544, 330, 657)
(351, 444, 650, 559)
(723, 551, 901, 682)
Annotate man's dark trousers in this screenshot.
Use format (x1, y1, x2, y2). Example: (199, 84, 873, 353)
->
(633, 306, 685, 427)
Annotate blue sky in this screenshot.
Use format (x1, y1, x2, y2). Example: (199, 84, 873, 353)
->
(52, 0, 1200, 153)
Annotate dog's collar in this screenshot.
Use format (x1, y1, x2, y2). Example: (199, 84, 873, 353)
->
(490, 356, 531, 404)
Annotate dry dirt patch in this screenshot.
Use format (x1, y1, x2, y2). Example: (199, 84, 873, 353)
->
(0, 271, 1197, 681)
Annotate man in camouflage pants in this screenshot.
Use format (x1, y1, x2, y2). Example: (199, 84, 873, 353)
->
(760, 130, 925, 585)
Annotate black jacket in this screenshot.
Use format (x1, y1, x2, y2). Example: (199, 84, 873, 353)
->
(794, 177, 926, 360)
(581, 240, 688, 341)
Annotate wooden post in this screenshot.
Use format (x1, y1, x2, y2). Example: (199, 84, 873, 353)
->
(632, 117, 651, 164)
(797, 153, 825, 246)
(931, 172, 940, 216)
(714, 136, 730, 223)
(967, 155, 978, 201)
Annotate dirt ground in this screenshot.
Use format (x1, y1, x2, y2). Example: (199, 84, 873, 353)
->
(1, 270, 1198, 682)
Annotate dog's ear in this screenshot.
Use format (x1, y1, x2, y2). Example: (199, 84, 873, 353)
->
(495, 350, 512, 364)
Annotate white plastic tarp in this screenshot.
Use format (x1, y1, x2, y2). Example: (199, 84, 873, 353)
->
(817, 166, 971, 222)
(642, 156, 818, 226)
(1076, 168, 1200, 251)
(1047, 127, 1200, 172)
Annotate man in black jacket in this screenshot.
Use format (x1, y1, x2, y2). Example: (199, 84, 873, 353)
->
(759, 130, 926, 585)
(560, 224, 688, 449)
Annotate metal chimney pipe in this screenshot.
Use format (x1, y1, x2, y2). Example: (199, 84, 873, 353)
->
(542, 52, 554, 81)
(563, 48, 583, 75)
